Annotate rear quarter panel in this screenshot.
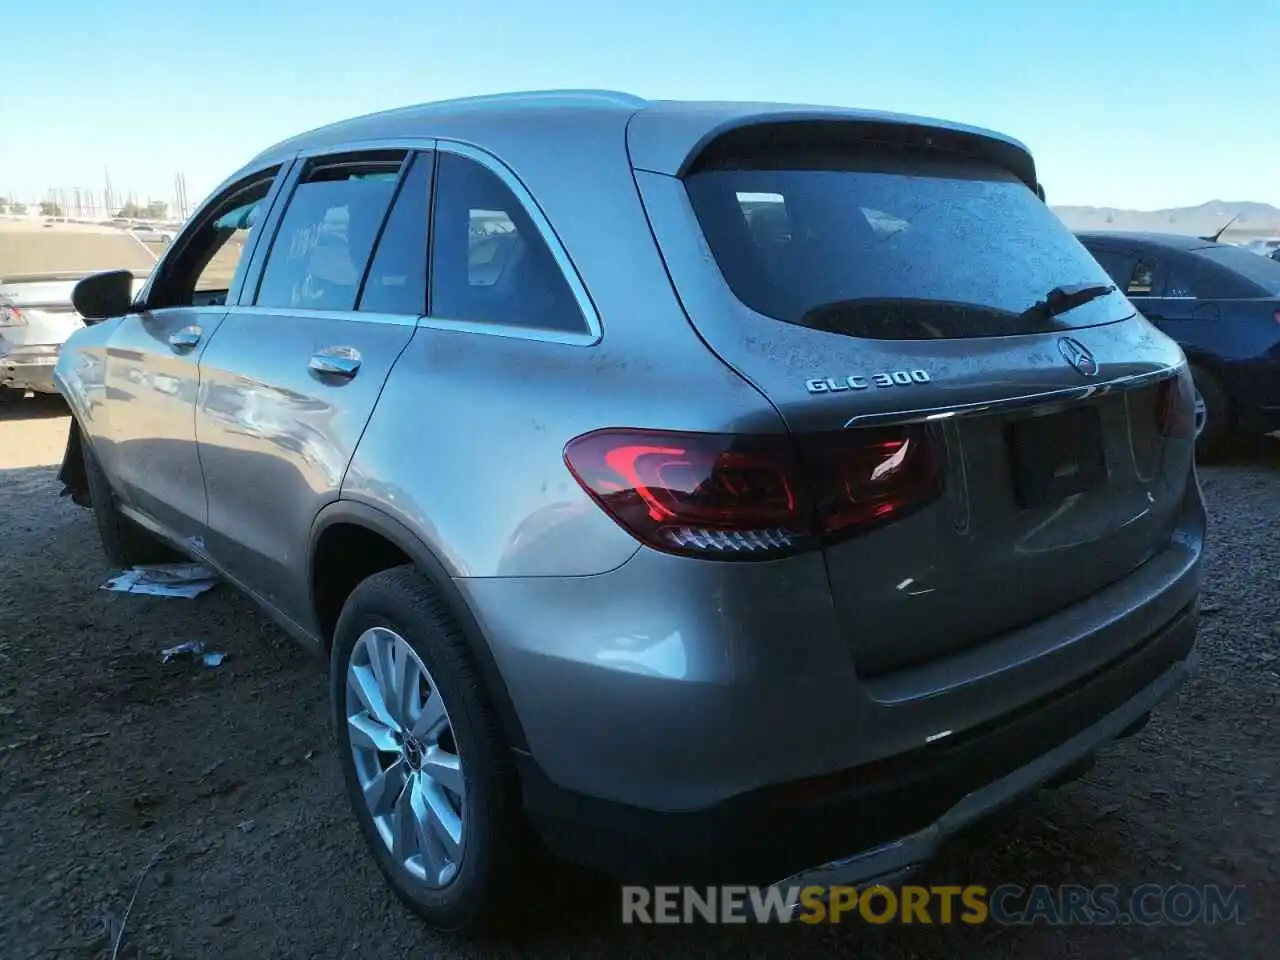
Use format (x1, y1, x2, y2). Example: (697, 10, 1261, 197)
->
(1160, 301, 1280, 416)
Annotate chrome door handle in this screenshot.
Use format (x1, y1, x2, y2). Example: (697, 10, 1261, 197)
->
(308, 347, 361, 379)
(168, 326, 202, 351)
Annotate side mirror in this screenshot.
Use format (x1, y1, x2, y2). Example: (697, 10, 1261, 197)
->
(1035, 182, 1047, 203)
(72, 269, 136, 322)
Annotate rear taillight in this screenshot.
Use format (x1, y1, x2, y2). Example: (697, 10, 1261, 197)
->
(0, 302, 25, 327)
(799, 429, 943, 541)
(1155, 374, 1196, 439)
(563, 425, 942, 560)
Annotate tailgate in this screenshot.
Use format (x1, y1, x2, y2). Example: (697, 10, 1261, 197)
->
(633, 120, 1196, 673)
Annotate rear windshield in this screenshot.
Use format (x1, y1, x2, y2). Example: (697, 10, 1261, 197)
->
(684, 147, 1135, 339)
(1193, 244, 1280, 295)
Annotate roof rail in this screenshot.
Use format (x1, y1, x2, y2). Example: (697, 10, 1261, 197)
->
(418, 89, 647, 110)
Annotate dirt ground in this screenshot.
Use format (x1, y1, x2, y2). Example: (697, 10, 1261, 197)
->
(0, 397, 1277, 959)
(0, 221, 162, 276)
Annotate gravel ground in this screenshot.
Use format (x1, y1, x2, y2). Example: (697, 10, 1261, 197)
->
(0, 395, 1276, 959)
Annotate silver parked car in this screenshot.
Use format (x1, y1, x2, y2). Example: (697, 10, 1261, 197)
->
(55, 90, 1204, 934)
(1, 275, 86, 396)
(2, 271, 149, 398)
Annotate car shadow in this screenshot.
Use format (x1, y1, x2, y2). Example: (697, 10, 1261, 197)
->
(1204, 433, 1280, 469)
(0, 392, 69, 422)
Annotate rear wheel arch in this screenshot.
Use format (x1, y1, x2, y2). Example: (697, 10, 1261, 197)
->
(1183, 356, 1235, 458)
(1182, 352, 1236, 408)
(308, 501, 528, 752)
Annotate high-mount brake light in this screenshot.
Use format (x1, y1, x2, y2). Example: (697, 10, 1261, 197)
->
(563, 425, 943, 560)
(1155, 374, 1196, 440)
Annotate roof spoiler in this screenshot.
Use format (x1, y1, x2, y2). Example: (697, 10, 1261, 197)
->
(1199, 214, 1238, 243)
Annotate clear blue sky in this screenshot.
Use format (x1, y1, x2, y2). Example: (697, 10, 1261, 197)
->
(7, 0, 1277, 212)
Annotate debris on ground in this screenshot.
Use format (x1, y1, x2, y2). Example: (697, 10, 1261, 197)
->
(159, 641, 226, 668)
(5, 412, 1278, 958)
(102, 563, 219, 599)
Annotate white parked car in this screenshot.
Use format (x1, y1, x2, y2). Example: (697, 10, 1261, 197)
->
(127, 223, 176, 245)
(1240, 237, 1280, 257)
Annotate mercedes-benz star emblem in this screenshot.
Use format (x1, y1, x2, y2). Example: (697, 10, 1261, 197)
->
(1058, 337, 1099, 377)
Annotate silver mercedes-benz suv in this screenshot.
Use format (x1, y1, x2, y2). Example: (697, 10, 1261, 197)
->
(55, 90, 1204, 934)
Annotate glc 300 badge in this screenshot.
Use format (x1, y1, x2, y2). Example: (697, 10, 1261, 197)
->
(805, 369, 932, 394)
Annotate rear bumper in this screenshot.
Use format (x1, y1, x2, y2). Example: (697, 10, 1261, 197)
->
(0, 344, 61, 393)
(520, 602, 1198, 885)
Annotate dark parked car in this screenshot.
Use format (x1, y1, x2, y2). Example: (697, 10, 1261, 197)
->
(1077, 231, 1280, 456)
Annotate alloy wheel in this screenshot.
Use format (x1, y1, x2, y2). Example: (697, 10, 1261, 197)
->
(1192, 386, 1208, 438)
(345, 626, 466, 886)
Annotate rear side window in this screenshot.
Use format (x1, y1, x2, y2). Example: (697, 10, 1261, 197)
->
(1084, 246, 1138, 289)
(1128, 260, 1157, 296)
(1192, 245, 1280, 295)
(684, 143, 1134, 339)
(429, 153, 586, 333)
(255, 152, 403, 312)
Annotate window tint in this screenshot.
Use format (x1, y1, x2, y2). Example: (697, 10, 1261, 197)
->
(256, 154, 403, 312)
(1128, 260, 1157, 296)
(358, 152, 433, 315)
(1084, 246, 1137, 289)
(150, 169, 278, 309)
(429, 153, 586, 333)
(685, 145, 1134, 339)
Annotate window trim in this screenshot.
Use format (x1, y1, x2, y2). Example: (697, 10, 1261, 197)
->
(424, 139, 602, 346)
(249, 149, 411, 311)
(204, 136, 602, 344)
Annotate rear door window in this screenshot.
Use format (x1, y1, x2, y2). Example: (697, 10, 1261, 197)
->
(357, 151, 433, 315)
(684, 144, 1135, 339)
(255, 152, 404, 312)
(1192, 245, 1280, 295)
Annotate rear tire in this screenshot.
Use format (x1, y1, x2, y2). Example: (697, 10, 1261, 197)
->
(1190, 363, 1233, 462)
(81, 435, 179, 567)
(329, 566, 530, 936)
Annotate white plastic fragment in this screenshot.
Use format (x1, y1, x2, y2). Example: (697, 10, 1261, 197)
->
(101, 563, 219, 599)
(160, 641, 227, 668)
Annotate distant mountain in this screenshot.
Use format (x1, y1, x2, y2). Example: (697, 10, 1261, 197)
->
(1051, 200, 1280, 240)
